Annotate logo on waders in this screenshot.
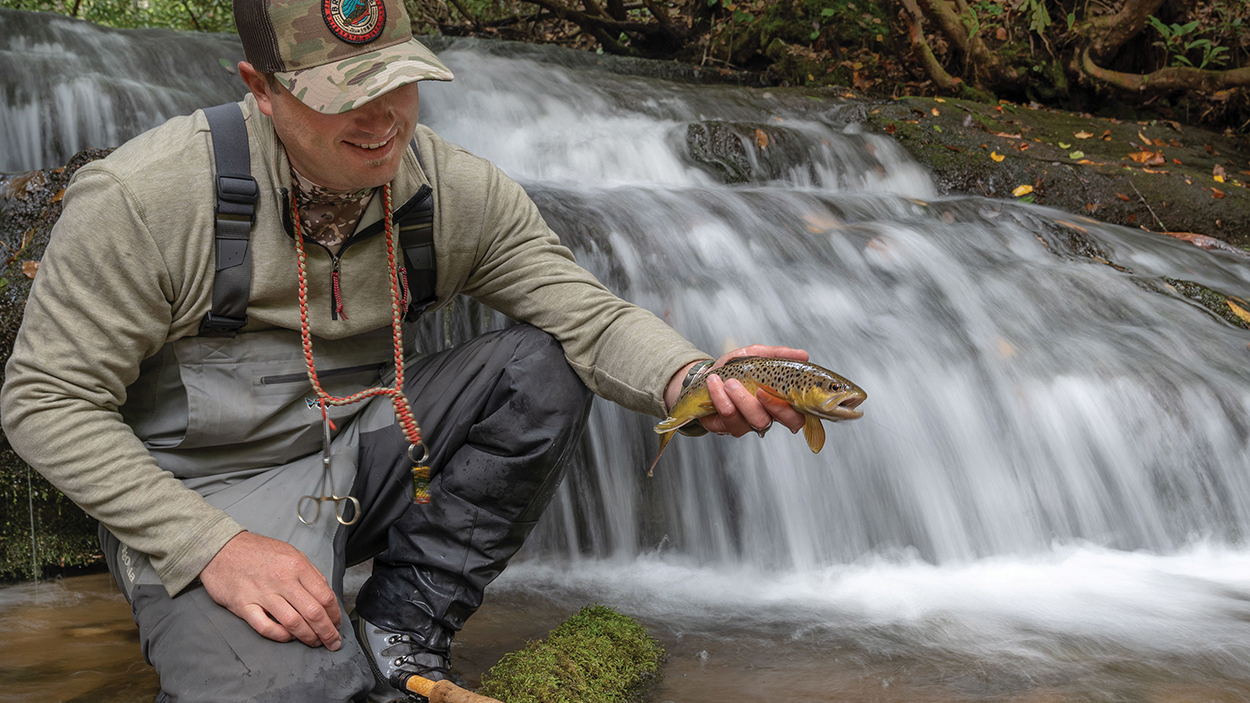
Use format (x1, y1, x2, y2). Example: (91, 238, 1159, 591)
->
(322, 0, 386, 44)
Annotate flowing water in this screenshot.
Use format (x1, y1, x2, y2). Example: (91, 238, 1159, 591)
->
(4, 12, 1250, 702)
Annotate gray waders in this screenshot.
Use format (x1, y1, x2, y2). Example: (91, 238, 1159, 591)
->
(99, 104, 592, 702)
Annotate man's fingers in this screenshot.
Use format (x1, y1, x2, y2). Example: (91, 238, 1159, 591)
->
(706, 374, 737, 417)
(263, 596, 321, 647)
(239, 603, 294, 643)
(294, 574, 342, 650)
(287, 592, 340, 651)
(722, 379, 772, 431)
(720, 345, 809, 363)
(302, 572, 343, 628)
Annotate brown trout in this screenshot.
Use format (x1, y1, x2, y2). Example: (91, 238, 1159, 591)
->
(650, 357, 867, 475)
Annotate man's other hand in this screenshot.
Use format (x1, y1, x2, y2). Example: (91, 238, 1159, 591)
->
(200, 531, 343, 650)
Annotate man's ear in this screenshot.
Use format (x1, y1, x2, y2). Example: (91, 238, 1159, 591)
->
(238, 62, 276, 117)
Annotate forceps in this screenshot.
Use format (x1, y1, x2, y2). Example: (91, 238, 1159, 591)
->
(298, 417, 360, 526)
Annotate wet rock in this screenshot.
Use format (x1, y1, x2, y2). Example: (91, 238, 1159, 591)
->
(0, 148, 113, 581)
(683, 120, 817, 185)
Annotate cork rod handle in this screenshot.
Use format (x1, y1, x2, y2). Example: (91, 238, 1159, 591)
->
(404, 675, 505, 703)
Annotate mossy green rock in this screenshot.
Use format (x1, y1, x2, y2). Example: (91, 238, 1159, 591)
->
(477, 604, 664, 703)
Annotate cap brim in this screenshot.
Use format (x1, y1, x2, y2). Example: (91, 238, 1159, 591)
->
(275, 37, 453, 115)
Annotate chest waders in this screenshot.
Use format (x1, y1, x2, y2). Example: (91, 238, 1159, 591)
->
(99, 103, 593, 703)
(107, 101, 438, 597)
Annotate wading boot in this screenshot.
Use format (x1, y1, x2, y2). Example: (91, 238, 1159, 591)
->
(352, 612, 454, 703)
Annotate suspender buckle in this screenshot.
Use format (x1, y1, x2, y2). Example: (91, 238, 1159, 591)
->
(216, 174, 259, 204)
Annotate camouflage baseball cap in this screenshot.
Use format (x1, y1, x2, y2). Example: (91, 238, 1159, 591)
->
(234, 0, 453, 114)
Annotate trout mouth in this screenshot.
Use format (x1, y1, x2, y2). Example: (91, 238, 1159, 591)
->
(816, 391, 866, 421)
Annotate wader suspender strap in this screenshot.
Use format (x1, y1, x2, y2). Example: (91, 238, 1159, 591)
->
(397, 157, 436, 321)
(199, 103, 258, 337)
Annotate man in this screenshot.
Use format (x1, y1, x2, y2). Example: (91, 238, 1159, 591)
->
(0, 0, 807, 700)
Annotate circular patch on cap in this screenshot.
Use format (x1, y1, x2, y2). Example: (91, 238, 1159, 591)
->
(322, 0, 386, 44)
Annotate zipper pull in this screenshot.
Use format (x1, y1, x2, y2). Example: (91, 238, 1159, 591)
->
(331, 258, 348, 320)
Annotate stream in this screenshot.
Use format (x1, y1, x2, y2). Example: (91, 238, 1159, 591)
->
(3, 11, 1250, 702)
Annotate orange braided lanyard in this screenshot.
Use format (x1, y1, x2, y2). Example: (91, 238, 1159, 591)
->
(291, 184, 432, 504)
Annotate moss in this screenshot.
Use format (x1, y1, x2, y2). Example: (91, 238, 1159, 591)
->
(477, 605, 664, 703)
(0, 149, 116, 582)
(1163, 278, 1250, 330)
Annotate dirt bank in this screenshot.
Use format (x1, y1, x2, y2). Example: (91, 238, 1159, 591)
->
(863, 96, 1250, 251)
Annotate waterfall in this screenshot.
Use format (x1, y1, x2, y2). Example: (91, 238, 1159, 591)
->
(4, 15, 1250, 681)
(0, 9, 246, 172)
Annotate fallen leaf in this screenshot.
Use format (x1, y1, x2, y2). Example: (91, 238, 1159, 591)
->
(935, 97, 946, 103)
(1075, 131, 1093, 139)
(1058, 142, 1071, 149)
(1101, 130, 1112, 140)
(1085, 203, 1099, 213)
(885, 123, 897, 135)
(1173, 158, 1182, 165)
(53, 167, 65, 175)
(1215, 175, 1225, 183)
(1127, 214, 1138, 223)
(1205, 144, 1215, 154)
(991, 151, 1005, 162)
(995, 26, 1007, 41)
(1013, 185, 1034, 197)
(755, 128, 769, 149)
(1138, 130, 1151, 144)
(1017, 143, 1030, 151)
(1078, 159, 1094, 164)
(1070, 150, 1085, 159)
(992, 131, 1022, 139)
(21, 261, 38, 279)
(1128, 150, 1165, 166)
(931, 108, 940, 116)
(942, 145, 964, 153)
(1055, 220, 1088, 233)
(1230, 299, 1250, 325)
(1213, 188, 1225, 199)
(1142, 168, 1169, 174)
(1214, 164, 1227, 179)
(1116, 193, 1130, 201)
(49, 188, 65, 204)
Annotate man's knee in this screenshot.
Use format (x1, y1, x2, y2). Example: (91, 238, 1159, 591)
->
(503, 324, 592, 426)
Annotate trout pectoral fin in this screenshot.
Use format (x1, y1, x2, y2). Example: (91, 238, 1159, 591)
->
(649, 431, 676, 477)
(802, 415, 826, 453)
(754, 382, 786, 401)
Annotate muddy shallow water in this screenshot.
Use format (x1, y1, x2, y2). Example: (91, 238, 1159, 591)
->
(5, 561, 1250, 703)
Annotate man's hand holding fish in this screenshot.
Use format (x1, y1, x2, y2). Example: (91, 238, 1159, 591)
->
(653, 345, 868, 474)
(664, 345, 811, 438)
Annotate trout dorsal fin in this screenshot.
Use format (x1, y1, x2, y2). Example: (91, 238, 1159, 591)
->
(802, 415, 826, 453)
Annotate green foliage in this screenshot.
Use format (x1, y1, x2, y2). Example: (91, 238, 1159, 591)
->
(477, 604, 664, 703)
(1148, 15, 1230, 70)
(0, 0, 235, 32)
(1024, 0, 1050, 36)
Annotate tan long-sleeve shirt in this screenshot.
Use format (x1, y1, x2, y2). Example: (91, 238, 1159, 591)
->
(1, 94, 707, 594)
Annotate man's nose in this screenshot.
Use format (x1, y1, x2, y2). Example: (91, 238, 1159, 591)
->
(355, 99, 396, 135)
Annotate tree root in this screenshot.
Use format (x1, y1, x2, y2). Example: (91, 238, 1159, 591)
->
(1079, 48, 1250, 95)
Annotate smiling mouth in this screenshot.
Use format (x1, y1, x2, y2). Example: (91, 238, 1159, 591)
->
(347, 136, 392, 150)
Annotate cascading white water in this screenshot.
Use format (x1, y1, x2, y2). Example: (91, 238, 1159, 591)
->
(0, 9, 246, 172)
(4, 16, 1250, 693)
(412, 42, 1250, 682)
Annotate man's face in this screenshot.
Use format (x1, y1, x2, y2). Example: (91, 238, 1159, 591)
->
(245, 65, 420, 192)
